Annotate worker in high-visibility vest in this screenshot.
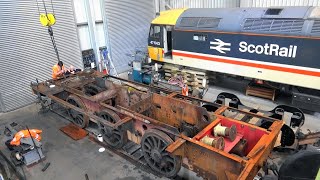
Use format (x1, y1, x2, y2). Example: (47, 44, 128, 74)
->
(10, 129, 42, 146)
(182, 84, 188, 96)
(52, 61, 66, 80)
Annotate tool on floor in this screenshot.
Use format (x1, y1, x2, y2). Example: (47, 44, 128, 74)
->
(25, 126, 51, 172)
(25, 126, 43, 161)
(41, 162, 51, 172)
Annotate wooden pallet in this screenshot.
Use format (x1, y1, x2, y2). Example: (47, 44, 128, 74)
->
(162, 64, 209, 89)
(164, 77, 208, 89)
(246, 84, 276, 101)
(163, 65, 206, 75)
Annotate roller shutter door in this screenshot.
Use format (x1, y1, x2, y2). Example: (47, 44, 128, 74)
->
(104, 0, 155, 73)
(0, 0, 82, 112)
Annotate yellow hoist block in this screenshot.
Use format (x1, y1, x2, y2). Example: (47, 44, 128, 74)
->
(40, 13, 56, 26)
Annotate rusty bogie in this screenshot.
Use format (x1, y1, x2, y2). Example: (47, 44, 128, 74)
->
(31, 71, 296, 179)
(97, 109, 127, 148)
(141, 129, 182, 177)
(66, 94, 89, 128)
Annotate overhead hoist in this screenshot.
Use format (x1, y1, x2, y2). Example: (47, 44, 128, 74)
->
(36, 0, 60, 63)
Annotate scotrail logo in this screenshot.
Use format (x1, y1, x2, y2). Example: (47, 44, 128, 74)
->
(210, 39, 231, 54)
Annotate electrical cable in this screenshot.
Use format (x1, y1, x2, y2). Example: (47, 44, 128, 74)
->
(168, 76, 185, 88)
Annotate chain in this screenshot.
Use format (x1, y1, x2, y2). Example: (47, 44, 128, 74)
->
(48, 26, 60, 62)
(36, 0, 60, 63)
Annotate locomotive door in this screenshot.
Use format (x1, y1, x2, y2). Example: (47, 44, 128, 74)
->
(163, 25, 173, 59)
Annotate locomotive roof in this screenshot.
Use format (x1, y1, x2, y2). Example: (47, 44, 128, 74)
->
(173, 6, 320, 36)
(151, 8, 187, 25)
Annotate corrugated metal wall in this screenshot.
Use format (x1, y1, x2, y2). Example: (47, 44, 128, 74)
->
(0, 0, 82, 112)
(166, 0, 240, 8)
(104, 0, 155, 73)
(240, 0, 320, 7)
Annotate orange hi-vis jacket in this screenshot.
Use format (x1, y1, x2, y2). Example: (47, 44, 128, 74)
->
(10, 129, 42, 146)
(182, 85, 188, 96)
(52, 64, 65, 79)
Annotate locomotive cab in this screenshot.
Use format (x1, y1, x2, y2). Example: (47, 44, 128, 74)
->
(148, 9, 186, 62)
(148, 25, 173, 61)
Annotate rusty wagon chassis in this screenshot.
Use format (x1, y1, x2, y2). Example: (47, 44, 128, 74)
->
(30, 71, 304, 179)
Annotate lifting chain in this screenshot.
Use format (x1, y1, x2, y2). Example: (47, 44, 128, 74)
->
(36, 0, 60, 63)
(47, 26, 60, 62)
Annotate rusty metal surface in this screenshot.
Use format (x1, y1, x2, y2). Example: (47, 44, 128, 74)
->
(230, 139, 248, 157)
(30, 71, 287, 180)
(66, 94, 90, 128)
(150, 93, 211, 131)
(141, 129, 182, 177)
(298, 131, 320, 146)
(60, 123, 88, 140)
(97, 109, 127, 148)
(172, 136, 244, 179)
(128, 96, 152, 113)
(47, 94, 114, 127)
(89, 88, 118, 102)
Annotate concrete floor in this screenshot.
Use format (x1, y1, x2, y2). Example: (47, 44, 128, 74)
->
(0, 105, 163, 180)
(0, 81, 319, 180)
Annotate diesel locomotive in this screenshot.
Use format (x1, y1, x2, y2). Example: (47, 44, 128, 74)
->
(148, 7, 320, 111)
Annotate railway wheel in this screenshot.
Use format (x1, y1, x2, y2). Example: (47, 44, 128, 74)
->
(97, 109, 127, 148)
(141, 129, 181, 178)
(84, 84, 103, 96)
(66, 95, 89, 128)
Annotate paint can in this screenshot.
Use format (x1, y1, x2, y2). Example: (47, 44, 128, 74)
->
(97, 134, 103, 142)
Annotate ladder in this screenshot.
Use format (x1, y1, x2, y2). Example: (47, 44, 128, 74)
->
(107, 53, 118, 76)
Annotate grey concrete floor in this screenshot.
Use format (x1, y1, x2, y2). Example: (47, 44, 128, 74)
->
(0, 105, 163, 180)
(0, 81, 319, 180)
